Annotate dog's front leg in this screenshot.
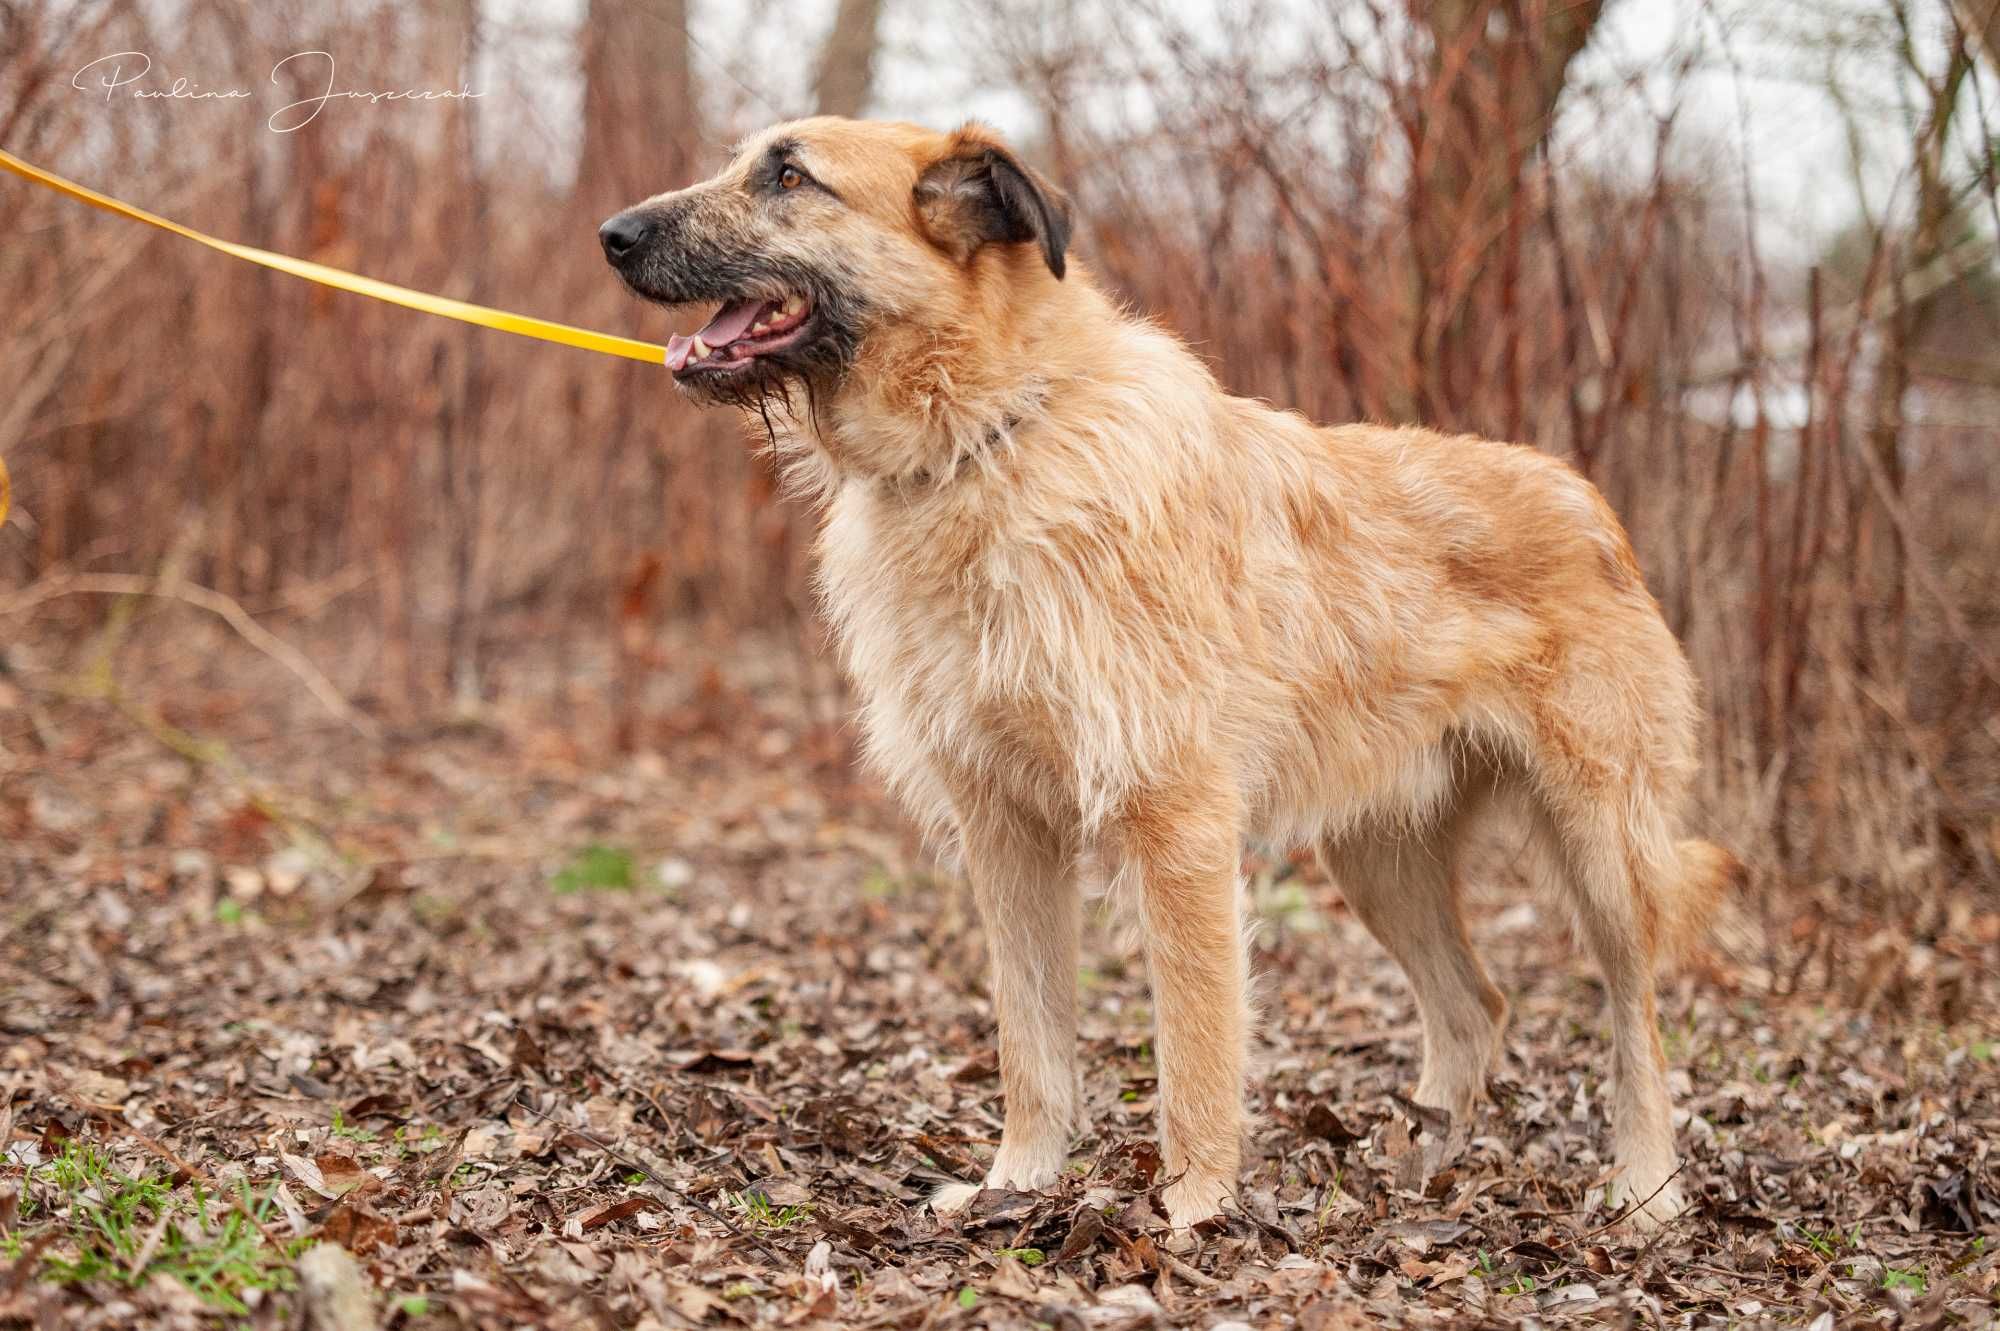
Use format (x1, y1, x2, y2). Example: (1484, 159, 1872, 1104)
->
(933, 799, 1078, 1213)
(1121, 786, 1246, 1230)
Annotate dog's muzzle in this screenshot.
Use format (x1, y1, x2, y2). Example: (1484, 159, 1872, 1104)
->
(598, 208, 660, 272)
(593, 195, 857, 391)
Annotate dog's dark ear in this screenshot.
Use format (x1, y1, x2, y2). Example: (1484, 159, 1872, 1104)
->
(915, 127, 1073, 279)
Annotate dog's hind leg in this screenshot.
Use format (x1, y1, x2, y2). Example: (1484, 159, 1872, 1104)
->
(1528, 788, 1688, 1228)
(1320, 806, 1507, 1121)
(933, 796, 1079, 1213)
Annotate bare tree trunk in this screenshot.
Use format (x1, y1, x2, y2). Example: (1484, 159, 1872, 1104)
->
(577, 0, 701, 747)
(813, 0, 886, 118)
(443, 0, 491, 704)
(1955, 0, 2000, 68)
(578, 0, 698, 211)
(1408, 0, 1604, 432)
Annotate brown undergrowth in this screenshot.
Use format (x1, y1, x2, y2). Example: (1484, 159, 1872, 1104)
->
(2, 616, 1996, 1328)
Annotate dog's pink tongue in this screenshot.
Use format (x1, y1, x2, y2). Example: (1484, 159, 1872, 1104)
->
(665, 299, 766, 371)
(699, 299, 765, 346)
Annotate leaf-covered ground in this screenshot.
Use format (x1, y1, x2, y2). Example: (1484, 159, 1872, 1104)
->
(3, 619, 1998, 1328)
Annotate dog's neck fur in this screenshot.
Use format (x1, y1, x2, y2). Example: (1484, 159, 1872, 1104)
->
(800, 255, 1123, 495)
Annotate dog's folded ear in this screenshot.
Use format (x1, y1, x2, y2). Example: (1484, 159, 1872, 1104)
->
(915, 125, 1073, 279)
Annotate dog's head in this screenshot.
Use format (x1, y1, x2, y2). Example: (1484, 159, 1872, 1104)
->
(598, 117, 1071, 413)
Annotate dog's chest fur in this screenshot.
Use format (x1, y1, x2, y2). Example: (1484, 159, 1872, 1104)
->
(817, 475, 1093, 834)
(812, 416, 1441, 848)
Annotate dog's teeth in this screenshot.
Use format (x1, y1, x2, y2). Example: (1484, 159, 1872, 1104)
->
(783, 295, 804, 316)
(690, 336, 710, 360)
(750, 321, 769, 334)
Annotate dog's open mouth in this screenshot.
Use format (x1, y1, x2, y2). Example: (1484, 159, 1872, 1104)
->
(665, 294, 814, 375)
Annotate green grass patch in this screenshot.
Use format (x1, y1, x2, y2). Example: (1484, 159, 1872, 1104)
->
(1251, 878, 1323, 932)
(858, 868, 902, 899)
(734, 1189, 811, 1230)
(550, 845, 635, 894)
(329, 1109, 376, 1144)
(1, 1141, 306, 1313)
(993, 1247, 1045, 1266)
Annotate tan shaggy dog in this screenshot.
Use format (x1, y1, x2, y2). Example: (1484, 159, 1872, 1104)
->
(599, 116, 1740, 1232)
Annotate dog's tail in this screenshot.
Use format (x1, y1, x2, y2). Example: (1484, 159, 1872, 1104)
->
(1658, 838, 1744, 963)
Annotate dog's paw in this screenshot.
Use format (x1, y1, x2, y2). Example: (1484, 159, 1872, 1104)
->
(1160, 1174, 1232, 1235)
(930, 1181, 982, 1215)
(986, 1157, 1061, 1193)
(1608, 1172, 1689, 1230)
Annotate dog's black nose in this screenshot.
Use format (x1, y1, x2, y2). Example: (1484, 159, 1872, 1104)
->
(598, 212, 653, 263)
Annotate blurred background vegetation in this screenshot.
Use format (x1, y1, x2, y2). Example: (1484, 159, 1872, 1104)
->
(2, 0, 1997, 923)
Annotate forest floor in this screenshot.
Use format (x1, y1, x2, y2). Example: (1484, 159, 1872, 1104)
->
(2, 615, 1998, 1329)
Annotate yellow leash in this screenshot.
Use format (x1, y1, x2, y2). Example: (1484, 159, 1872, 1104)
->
(0, 147, 666, 365)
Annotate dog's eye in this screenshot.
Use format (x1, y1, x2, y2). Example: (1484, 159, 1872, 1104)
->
(779, 166, 804, 191)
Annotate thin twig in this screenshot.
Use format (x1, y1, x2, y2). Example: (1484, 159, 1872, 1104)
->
(0, 572, 378, 738)
(1848, 428, 2000, 692)
(1569, 1160, 1691, 1245)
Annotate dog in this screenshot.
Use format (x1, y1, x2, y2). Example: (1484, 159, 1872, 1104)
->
(599, 117, 1740, 1231)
